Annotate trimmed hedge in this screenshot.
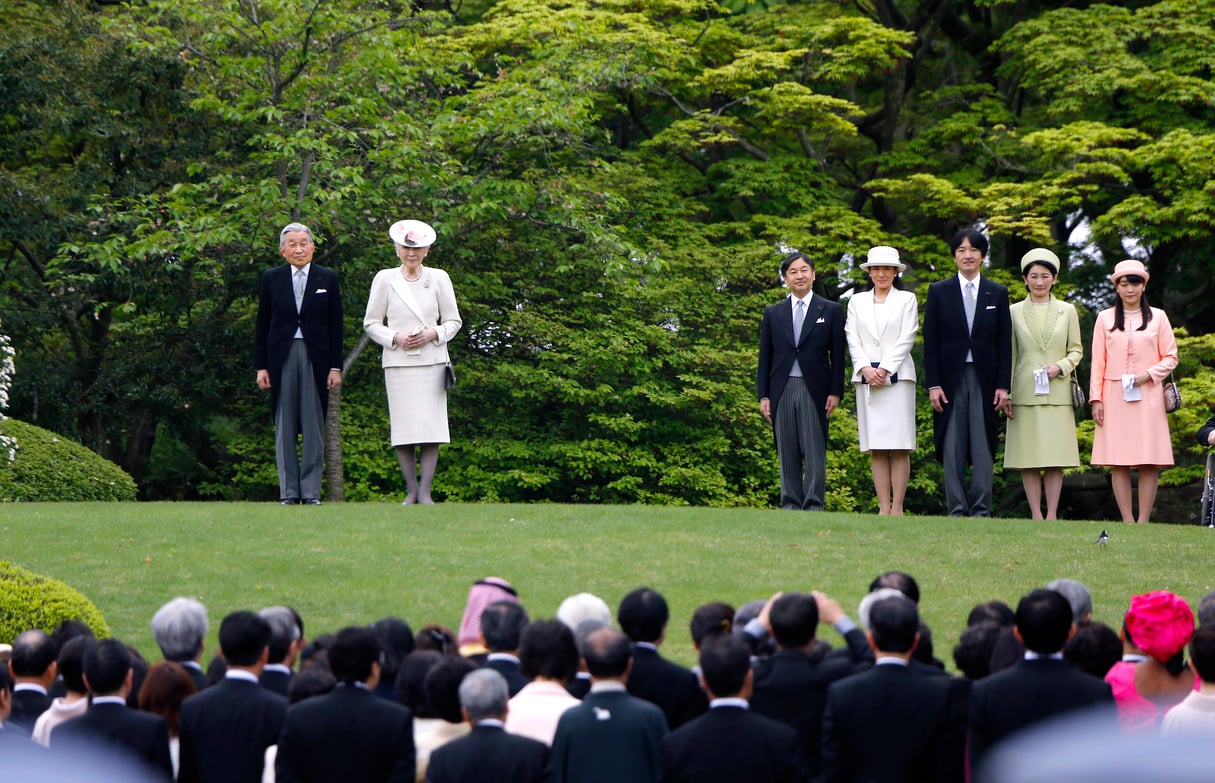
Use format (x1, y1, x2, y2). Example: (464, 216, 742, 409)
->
(0, 561, 110, 642)
(0, 419, 137, 501)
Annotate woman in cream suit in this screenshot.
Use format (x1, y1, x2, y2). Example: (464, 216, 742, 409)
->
(845, 246, 918, 515)
(1004, 248, 1082, 520)
(363, 219, 462, 504)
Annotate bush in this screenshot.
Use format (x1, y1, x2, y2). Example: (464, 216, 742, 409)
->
(0, 419, 137, 502)
(0, 561, 110, 642)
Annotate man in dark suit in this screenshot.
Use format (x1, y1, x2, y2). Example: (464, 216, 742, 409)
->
(178, 611, 287, 783)
(52, 639, 173, 782)
(482, 601, 532, 697)
(617, 587, 707, 731)
(426, 668, 550, 783)
(253, 222, 344, 505)
(661, 633, 804, 783)
(923, 227, 1012, 517)
(0, 665, 29, 741)
(151, 597, 210, 692)
(7, 630, 56, 732)
(757, 251, 846, 511)
(257, 605, 302, 696)
(968, 589, 1116, 776)
(276, 626, 415, 783)
(550, 628, 667, 783)
(822, 595, 965, 783)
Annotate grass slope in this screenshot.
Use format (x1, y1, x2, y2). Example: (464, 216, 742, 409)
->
(3, 502, 1211, 669)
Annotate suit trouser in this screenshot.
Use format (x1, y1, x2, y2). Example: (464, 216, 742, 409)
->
(775, 377, 826, 511)
(276, 339, 324, 501)
(942, 365, 993, 517)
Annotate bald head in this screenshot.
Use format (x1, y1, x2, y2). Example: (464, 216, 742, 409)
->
(582, 627, 632, 681)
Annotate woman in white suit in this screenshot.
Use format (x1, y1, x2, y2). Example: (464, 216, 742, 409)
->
(845, 246, 918, 515)
(1003, 248, 1082, 520)
(363, 219, 462, 504)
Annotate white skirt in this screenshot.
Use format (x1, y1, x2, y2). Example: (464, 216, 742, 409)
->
(855, 380, 916, 452)
(385, 365, 450, 446)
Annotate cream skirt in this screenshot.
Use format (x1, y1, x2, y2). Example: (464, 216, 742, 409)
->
(385, 364, 450, 446)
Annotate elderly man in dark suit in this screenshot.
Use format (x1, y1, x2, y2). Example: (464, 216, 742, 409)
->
(276, 626, 415, 783)
(257, 605, 302, 696)
(923, 227, 1012, 517)
(617, 587, 707, 731)
(757, 251, 846, 511)
(150, 597, 209, 692)
(178, 611, 287, 783)
(7, 629, 57, 732)
(253, 222, 344, 505)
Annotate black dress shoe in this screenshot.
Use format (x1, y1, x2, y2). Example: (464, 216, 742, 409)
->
(302, 498, 322, 506)
(280, 499, 299, 506)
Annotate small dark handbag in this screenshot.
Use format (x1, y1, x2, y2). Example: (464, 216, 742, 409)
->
(1163, 372, 1181, 414)
(1070, 376, 1085, 409)
(443, 362, 456, 391)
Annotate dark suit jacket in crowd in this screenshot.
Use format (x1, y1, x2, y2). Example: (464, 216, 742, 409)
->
(660, 704, 804, 783)
(51, 701, 174, 783)
(426, 723, 550, 783)
(757, 294, 846, 447)
(564, 673, 591, 700)
(550, 687, 667, 783)
(8, 688, 52, 732)
(252, 262, 344, 416)
(259, 668, 293, 698)
(822, 662, 967, 783)
(484, 657, 531, 698)
(178, 676, 288, 783)
(922, 275, 1012, 459)
(276, 683, 415, 783)
(624, 645, 708, 731)
(179, 662, 210, 694)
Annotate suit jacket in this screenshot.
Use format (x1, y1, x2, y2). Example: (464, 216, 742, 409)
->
(426, 723, 550, 783)
(550, 688, 667, 783)
(968, 658, 1115, 772)
(51, 701, 174, 782)
(180, 662, 209, 693)
(922, 275, 1012, 458)
(363, 267, 462, 368)
(757, 294, 846, 445)
(821, 662, 966, 783)
(276, 683, 415, 783)
(178, 676, 288, 783)
(253, 263, 344, 415)
(8, 688, 52, 732)
(660, 705, 805, 783)
(259, 667, 293, 697)
(844, 288, 919, 384)
(624, 646, 708, 731)
(1008, 298, 1082, 407)
(485, 657, 531, 698)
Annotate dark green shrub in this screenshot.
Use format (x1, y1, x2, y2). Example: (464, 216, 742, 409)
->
(0, 419, 137, 501)
(0, 561, 110, 642)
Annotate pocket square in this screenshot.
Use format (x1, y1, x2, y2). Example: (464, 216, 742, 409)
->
(816, 317, 826, 323)
(315, 289, 328, 294)
(985, 305, 995, 310)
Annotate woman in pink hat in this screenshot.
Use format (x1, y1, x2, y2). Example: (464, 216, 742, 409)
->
(1105, 590, 1196, 733)
(1088, 259, 1178, 523)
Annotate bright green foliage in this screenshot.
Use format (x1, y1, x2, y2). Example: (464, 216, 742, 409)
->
(0, 420, 137, 502)
(0, 561, 111, 642)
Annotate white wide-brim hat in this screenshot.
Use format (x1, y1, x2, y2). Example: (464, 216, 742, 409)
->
(859, 245, 906, 272)
(389, 219, 436, 248)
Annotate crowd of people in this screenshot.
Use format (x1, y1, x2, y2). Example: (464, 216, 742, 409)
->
(758, 229, 1181, 521)
(4, 574, 1215, 782)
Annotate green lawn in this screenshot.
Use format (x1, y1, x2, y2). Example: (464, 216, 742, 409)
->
(3, 502, 1211, 670)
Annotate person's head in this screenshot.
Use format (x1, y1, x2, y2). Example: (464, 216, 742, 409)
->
(950, 228, 989, 279)
(51, 620, 95, 651)
(83, 638, 132, 696)
(518, 619, 579, 683)
(459, 668, 509, 723)
(279, 222, 315, 269)
(0, 664, 11, 722)
(1187, 626, 1215, 684)
(860, 245, 906, 293)
(617, 587, 669, 644)
(259, 606, 302, 666)
(425, 655, 478, 724)
(328, 626, 382, 686)
(698, 632, 752, 700)
(769, 592, 819, 650)
(299, 633, 333, 673)
(394, 650, 443, 715)
(457, 577, 519, 651)
(868, 571, 921, 603)
(286, 666, 336, 705)
(151, 597, 208, 663)
(967, 601, 1015, 628)
(859, 588, 910, 631)
(1199, 590, 1215, 629)
(1020, 248, 1060, 300)
(58, 636, 95, 695)
(1108, 259, 1152, 331)
(389, 219, 436, 268)
(1015, 589, 1074, 654)
(9, 630, 58, 685)
(125, 645, 150, 709)
(1123, 590, 1194, 675)
(415, 624, 457, 656)
(138, 661, 196, 736)
(218, 611, 272, 668)
(582, 627, 632, 680)
(481, 601, 529, 654)
(371, 617, 416, 684)
(1063, 621, 1123, 680)
(868, 596, 920, 655)
(689, 602, 735, 650)
(953, 621, 1002, 680)
(1045, 579, 1093, 625)
(780, 252, 816, 299)
(556, 593, 613, 632)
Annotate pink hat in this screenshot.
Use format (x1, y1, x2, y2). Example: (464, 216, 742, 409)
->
(1109, 259, 1150, 285)
(1125, 590, 1193, 662)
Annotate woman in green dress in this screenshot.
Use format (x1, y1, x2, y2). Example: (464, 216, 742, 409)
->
(1004, 248, 1083, 520)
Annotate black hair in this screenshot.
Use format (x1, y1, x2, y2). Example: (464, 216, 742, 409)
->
(699, 633, 751, 698)
(1015, 589, 1074, 654)
(518, 619, 579, 682)
(287, 667, 336, 705)
(218, 611, 272, 667)
(424, 656, 478, 724)
(1063, 621, 1122, 680)
(1188, 626, 1215, 683)
(950, 228, 989, 256)
(582, 628, 633, 679)
(689, 602, 735, 648)
(328, 626, 382, 685)
(967, 601, 1015, 628)
(372, 617, 416, 683)
(868, 571, 921, 604)
(10, 630, 58, 677)
(617, 587, 669, 644)
(780, 252, 815, 277)
(769, 592, 819, 650)
(58, 636, 96, 693)
(394, 650, 444, 716)
(1110, 278, 1153, 331)
(84, 638, 132, 695)
(953, 621, 1002, 680)
(481, 602, 529, 653)
(869, 597, 920, 654)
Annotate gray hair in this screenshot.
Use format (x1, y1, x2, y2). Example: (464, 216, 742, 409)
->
(1197, 590, 1215, 628)
(858, 588, 910, 631)
(279, 222, 314, 248)
(259, 605, 301, 662)
(1045, 578, 1093, 624)
(458, 668, 509, 722)
(556, 593, 612, 631)
(151, 597, 208, 662)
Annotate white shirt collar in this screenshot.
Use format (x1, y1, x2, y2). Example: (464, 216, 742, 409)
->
(263, 663, 293, 675)
(92, 696, 127, 706)
(225, 669, 260, 684)
(710, 697, 749, 709)
(13, 683, 48, 695)
(486, 653, 520, 665)
(790, 292, 814, 307)
(589, 680, 627, 693)
(957, 271, 981, 288)
(1024, 650, 1064, 661)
